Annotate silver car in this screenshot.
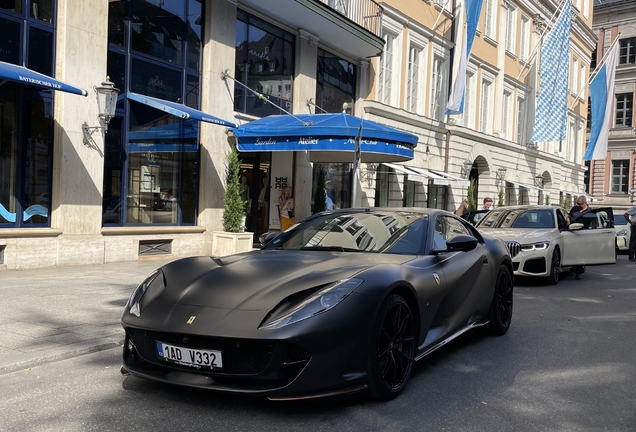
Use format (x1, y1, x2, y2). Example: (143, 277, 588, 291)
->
(475, 205, 616, 285)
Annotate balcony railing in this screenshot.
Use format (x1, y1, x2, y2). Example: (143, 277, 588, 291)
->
(317, 0, 383, 37)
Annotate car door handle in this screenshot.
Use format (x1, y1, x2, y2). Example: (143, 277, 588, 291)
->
(482, 255, 489, 264)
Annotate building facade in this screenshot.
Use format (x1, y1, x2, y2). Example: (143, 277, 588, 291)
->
(0, 0, 597, 270)
(587, 0, 636, 210)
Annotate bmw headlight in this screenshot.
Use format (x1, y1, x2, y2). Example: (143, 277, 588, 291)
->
(617, 229, 628, 236)
(127, 269, 162, 317)
(260, 278, 364, 329)
(520, 241, 550, 252)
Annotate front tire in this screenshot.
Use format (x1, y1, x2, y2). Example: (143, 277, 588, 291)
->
(366, 294, 416, 401)
(546, 247, 560, 286)
(488, 265, 513, 336)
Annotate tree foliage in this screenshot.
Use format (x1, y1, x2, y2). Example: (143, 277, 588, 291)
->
(222, 149, 246, 233)
(312, 165, 327, 214)
(467, 179, 477, 211)
(498, 186, 505, 207)
(562, 195, 571, 211)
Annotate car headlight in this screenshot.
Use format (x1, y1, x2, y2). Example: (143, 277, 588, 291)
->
(617, 229, 628, 236)
(260, 278, 364, 329)
(520, 241, 550, 252)
(127, 269, 162, 317)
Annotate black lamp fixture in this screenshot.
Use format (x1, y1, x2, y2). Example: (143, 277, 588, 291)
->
(534, 174, 543, 187)
(461, 160, 473, 179)
(495, 166, 507, 186)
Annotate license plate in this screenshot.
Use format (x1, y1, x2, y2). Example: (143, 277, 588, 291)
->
(156, 341, 223, 370)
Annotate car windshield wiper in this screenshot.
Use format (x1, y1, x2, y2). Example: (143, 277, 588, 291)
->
(299, 246, 365, 252)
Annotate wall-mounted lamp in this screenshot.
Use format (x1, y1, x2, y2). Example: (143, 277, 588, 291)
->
(363, 162, 379, 188)
(534, 174, 543, 187)
(461, 160, 473, 179)
(495, 166, 507, 186)
(82, 78, 120, 144)
(342, 101, 354, 114)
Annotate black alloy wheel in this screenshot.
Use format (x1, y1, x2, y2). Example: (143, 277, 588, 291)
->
(366, 294, 416, 401)
(547, 247, 560, 285)
(488, 265, 513, 335)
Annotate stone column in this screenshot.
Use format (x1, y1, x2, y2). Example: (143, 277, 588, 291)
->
(292, 30, 319, 222)
(52, 0, 110, 265)
(199, 0, 239, 248)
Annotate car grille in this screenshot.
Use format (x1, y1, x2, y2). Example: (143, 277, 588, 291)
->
(127, 328, 310, 375)
(505, 241, 521, 258)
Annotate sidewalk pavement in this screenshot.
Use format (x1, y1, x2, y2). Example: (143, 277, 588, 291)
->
(0, 258, 173, 375)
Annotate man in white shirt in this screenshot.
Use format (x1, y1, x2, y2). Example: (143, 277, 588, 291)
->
(625, 202, 636, 261)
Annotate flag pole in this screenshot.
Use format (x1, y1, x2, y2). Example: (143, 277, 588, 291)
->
(432, 0, 453, 30)
(569, 34, 621, 109)
(516, 0, 569, 80)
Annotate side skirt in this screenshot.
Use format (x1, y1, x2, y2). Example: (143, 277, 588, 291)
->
(414, 320, 489, 361)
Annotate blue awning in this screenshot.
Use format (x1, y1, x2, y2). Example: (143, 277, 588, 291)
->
(231, 113, 418, 163)
(0, 60, 88, 96)
(128, 92, 237, 128)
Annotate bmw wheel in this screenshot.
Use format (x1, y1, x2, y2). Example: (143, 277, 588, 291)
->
(546, 247, 560, 286)
(366, 294, 416, 401)
(488, 265, 513, 336)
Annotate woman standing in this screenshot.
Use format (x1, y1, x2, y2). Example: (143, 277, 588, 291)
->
(279, 186, 295, 231)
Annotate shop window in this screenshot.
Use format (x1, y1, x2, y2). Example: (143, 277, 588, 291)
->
(235, 9, 295, 117)
(0, 17, 21, 64)
(313, 163, 351, 210)
(28, 26, 53, 75)
(131, 0, 185, 66)
(403, 180, 415, 207)
(315, 48, 356, 113)
(375, 166, 389, 207)
(30, 0, 53, 23)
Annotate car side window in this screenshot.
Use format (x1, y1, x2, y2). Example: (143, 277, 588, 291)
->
(434, 216, 470, 249)
(575, 212, 600, 230)
(557, 211, 567, 230)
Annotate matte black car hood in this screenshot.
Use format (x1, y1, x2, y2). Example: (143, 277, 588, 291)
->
(158, 251, 413, 312)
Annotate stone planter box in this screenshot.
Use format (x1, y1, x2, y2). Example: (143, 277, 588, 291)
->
(211, 231, 254, 257)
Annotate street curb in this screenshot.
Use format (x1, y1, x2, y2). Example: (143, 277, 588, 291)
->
(0, 337, 124, 375)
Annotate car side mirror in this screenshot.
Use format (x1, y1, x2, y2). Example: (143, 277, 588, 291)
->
(433, 235, 478, 254)
(259, 231, 278, 247)
(569, 222, 584, 231)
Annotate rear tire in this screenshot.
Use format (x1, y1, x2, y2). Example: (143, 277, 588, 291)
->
(546, 247, 560, 286)
(366, 294, 415, 401)
(488, 265, 513, 336)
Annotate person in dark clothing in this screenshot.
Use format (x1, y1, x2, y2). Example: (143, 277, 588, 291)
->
(624, 203, 636, 261)
(567, 195, 591, 279)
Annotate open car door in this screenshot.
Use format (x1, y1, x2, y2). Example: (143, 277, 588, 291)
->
(561, 208, 616, 267)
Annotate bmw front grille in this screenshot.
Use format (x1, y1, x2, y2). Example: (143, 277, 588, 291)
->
(505, 241, 521, 258)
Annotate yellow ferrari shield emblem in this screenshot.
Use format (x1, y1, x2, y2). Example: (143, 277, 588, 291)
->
(433, 273, 440, 286)
(186, 316, 196, 324)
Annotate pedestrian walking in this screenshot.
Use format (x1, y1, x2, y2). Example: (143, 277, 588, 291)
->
(567, 195, 591, 279)
(624, 202, 636, 261)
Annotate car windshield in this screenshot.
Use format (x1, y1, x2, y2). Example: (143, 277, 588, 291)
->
(477, 209, 555, 229)
(264, 211, 429, 254)
(614, 215, 628, 226)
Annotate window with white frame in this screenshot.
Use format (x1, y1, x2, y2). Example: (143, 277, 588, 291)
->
(502, 89, 512, 140)
(430, 54, 446, 120)
(577, 121, 584, 162)
(484, 0, 497, 39)
(582, 0, 589, 18)
(378, 31, 396, 105)
(516, 90, 527, 144)
(572, 57, 579, 94)
(479, 77, 493, 133)
(462, 69, 477, 128)
(611, 160, 629, 193)
(406, 44, 423, 114)
(579, 63, 586, 99)
(520, 15, 530, 61)
(567, 117, 576, 161)
(619, 37, 636, 65)
(615, 93, 633, 127)
(505, 5, 517, 54)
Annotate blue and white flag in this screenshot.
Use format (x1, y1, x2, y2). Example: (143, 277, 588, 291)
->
(583, 41, 619, 161)
(445, 0, 483, 115)
(530, 0, 572, 143)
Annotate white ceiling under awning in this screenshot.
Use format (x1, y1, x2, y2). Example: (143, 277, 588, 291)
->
(381, 163, 450, 186)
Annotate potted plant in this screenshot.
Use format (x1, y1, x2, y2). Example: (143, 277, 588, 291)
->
(312, 165, 327, 214)
(467, 179, 477, 211)
(212, 148, 254, 257)
(497, 186, 505, 207)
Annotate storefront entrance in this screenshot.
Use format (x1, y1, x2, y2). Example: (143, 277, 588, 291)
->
(238, 152, 271, 239)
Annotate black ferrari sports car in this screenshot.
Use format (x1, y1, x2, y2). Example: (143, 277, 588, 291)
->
(121, 208, 513, 401)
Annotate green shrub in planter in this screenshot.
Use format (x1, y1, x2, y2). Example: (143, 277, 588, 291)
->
(312, 165, 327, 214)
(222, 149, 246, 233)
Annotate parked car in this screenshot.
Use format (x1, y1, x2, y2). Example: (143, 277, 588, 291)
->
(463, 209, 490, 226)
(121, 208, 513, 401)
(614, 213, 631, 252)
(475, 205, 616, 285)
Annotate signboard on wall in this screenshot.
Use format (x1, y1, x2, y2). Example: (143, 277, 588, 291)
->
(269, 152, 294, 230)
